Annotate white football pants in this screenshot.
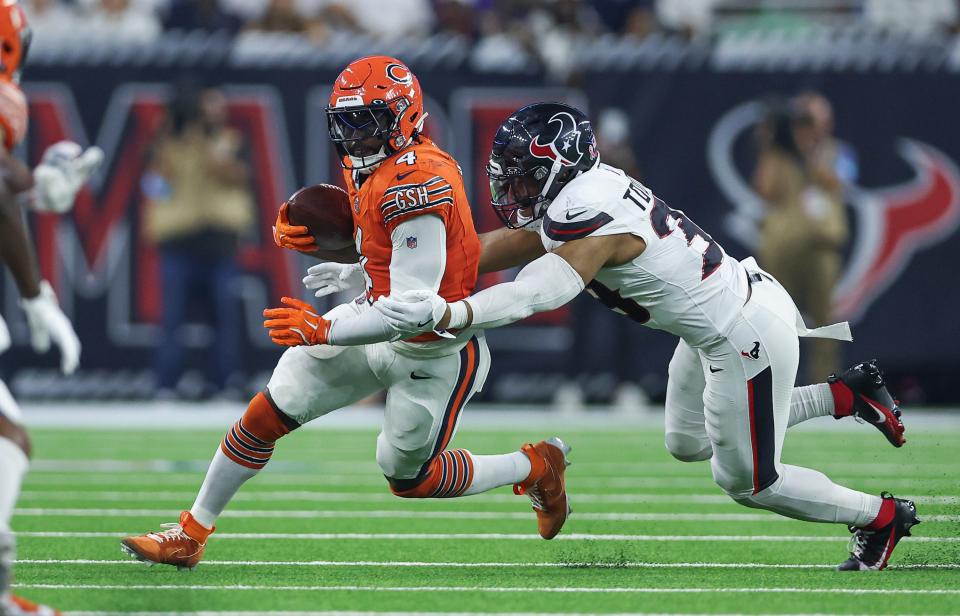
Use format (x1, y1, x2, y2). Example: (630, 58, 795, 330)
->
(663, 274, 879, 527)
(267, 310, 490, 481)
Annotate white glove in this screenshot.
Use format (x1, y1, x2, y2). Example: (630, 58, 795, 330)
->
(19, 281, 81, 374)
(374, 289, 449, 334)
(302, 262, 364, 298)
(32, 141, 104, 214)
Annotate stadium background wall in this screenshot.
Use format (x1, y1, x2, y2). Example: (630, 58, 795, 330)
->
(1, 60, 958, 404)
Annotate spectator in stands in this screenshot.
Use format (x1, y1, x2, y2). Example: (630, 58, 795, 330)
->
(434, 0, 481, 41)
(143, 86, 255, 399)
(22, 0, 78, 44)
(331, 0, 433, 41)
(246, 0, 307, 33)
(526, 0, 604, 83)
(590, 0, 656, 37)
(82, 0, 163, 42)
(752, 96, 848, 382)
(656, 0, 718, 38)
(164, 0, 244, 33)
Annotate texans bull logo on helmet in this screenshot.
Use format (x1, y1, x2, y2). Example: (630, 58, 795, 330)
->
(709, 100, 960, 322)
(529, 111, 590, 167)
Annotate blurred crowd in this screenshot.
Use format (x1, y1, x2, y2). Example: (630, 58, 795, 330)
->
(22, 0, 960, 46)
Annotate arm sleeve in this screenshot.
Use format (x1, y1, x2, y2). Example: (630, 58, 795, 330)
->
(459, 252, 585, 330)
(325, 215, 447, 346)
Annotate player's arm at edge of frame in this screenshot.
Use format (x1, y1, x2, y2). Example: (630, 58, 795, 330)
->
(0, 137, 41, 299)
(440, 232, 646, 330)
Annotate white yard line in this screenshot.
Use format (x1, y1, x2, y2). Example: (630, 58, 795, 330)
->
(64, 612, 921, 616)
(13, 583, 960, 595)
(24, 458, 960, 476)
(63, 612, 917, 616)
(12, 507, 960, 523)
(15, 558, 960, 570)
(17, 490, 960, 505)
(15, 531, 960, 542)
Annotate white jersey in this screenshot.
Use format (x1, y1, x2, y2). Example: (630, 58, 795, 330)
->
(539, 163, 750, 348)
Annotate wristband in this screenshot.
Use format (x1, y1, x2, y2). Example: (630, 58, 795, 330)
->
(446, 300, 470, 329)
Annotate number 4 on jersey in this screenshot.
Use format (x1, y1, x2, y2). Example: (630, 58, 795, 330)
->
(396, 151, 417, 166)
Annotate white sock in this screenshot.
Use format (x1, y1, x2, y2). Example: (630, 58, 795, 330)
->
(788, 383, 835, 427)
(0, 436, 28, 596)
(0, 436, 27, 529)
(743, 464, 882, 528)
(463, 450, 531, 496)
(189, 448, 258, 529)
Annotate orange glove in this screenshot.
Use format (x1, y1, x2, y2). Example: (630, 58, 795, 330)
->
(263, 297, 331, 346)
(273, 202, 319, 252)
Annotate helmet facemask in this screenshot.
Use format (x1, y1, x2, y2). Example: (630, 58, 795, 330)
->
(489, 158, 577, 229)
(327, 102, 400, 171)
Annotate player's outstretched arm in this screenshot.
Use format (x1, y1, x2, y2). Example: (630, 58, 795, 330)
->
(477, 227, 546, 274)
(377, 233, 630, 333)
(0, 146, 82, 374)
(0, 148, 40, 299)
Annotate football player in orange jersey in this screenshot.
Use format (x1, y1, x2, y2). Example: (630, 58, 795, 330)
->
(0, 3, 102, 613)
(120, 56, 571, 571)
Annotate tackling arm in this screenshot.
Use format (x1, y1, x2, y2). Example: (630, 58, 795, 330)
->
(449, 235, 616, 329)
(375, 234, 630, 333)
(477, 227, 546, 274)
(0, 144, 82, 373)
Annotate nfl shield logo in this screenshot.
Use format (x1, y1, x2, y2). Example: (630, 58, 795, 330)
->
(406, 236, 418, 249)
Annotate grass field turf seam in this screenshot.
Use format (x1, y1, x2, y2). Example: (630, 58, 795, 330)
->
(9, 427, 960, 614)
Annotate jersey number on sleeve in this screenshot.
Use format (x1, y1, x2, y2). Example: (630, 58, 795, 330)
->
(649, 199, 723, 279)
(622, 180, 723, 280)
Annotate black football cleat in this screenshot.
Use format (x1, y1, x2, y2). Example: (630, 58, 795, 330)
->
(829, 359, 905, 447)
(838, 493, 920, 571)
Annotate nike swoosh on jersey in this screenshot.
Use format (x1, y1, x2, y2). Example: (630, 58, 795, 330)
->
(410, 371, 431, 380)
(416, 319, 433, 328)
(397, 171, 415, 180)
(565, 208, 588, 220)
(709, 365, 723, 373)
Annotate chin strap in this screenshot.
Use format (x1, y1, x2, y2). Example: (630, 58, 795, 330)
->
(539, 159, 564, 202)
(415, 112, 429, 133)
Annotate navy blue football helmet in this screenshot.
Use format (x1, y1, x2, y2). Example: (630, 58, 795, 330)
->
(487, 102, 599, 228)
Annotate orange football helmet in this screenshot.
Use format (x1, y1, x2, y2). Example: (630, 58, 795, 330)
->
(0, 0, 29, 84)
(326, 55, 425, 170)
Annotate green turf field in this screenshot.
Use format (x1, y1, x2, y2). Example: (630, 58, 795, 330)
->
(10, 420, 960, 615)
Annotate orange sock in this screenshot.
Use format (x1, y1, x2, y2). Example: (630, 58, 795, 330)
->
(220, 391, 300, 470)
(390, 449, 475, 498)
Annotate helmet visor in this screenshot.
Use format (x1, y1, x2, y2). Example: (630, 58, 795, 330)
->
(327, 106, 395, 166)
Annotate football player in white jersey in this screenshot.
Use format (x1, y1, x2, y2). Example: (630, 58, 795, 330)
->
(376, 102, 917, 571)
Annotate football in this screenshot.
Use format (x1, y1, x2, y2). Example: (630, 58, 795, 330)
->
(284, 183, 355, 250)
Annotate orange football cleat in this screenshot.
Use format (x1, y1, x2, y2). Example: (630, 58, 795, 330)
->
(514, 437, 572, 540)
(120, 511, 213, 570)
(2, 594, 61, 615)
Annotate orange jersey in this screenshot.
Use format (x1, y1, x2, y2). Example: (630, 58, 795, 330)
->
(344, 137, 480, 304)
(0, 80, 26, 150)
